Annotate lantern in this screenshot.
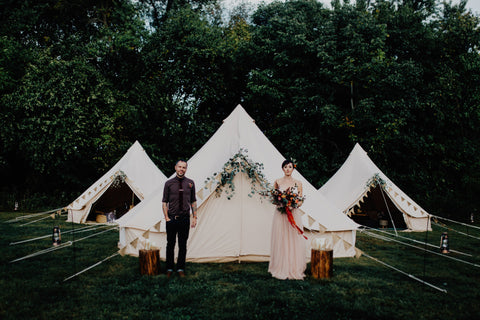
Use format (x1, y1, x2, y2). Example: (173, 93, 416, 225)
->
(440, 232, 449, 254)
(52, 226, 61, 246)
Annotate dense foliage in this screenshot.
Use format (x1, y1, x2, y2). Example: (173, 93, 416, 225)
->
(1, 0, 479, 219)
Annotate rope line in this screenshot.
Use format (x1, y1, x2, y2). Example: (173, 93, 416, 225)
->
(361, 251, 447, 293)
(10, 241, 73, 263)
(430, 214, 480, 230)
(4, 208, 64, 223)
(432, 221, 480, 240)
(363, 226, 473, 257)
(9, 227, 117, 263)
(19, 215, 58, 227)
(9, 224, 112, 246)
(362, 230, 480, 268)
(63, 252, 120, 282)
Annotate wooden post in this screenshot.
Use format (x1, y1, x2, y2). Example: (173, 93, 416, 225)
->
(139, 249, 160, 275)
(311, 249, 333, 279)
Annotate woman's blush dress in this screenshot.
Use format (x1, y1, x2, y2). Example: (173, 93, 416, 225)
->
(268, 185, 306, 280)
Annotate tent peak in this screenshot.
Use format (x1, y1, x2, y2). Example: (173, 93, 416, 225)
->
(222, 104, 255, 124)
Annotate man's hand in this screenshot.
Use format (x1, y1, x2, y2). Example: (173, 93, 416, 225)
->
(191, 216, 197, 228)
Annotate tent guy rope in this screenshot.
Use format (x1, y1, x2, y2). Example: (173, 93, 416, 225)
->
(361, 229, 480, 268)
(10, 227, 118, 263)
(20, 214, 61, 227)
(430, 214, 480, 231)
(364, 226, 473, 257)
(9, 224, 113, 246)
(432, 221, 480, 240)
(4, 207, 64, 223)
(361, 251, 447, 293)
(63, 252, 120, 282)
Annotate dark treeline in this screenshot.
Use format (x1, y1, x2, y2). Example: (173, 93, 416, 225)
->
(1, 0, 479, 219)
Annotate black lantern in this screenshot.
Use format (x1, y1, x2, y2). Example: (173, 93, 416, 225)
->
(440, 232, 449, 253)
(52, 226, 61, 246)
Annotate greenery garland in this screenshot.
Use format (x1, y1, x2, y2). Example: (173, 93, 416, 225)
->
(366, 173, 386, 190)
(111, 170, 127, 189)
(204, 149, 271, 200)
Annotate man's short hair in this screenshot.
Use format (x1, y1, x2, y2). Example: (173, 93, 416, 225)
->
(175, 159, 188, 166)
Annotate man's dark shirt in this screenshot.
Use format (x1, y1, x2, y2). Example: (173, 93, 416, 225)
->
(162, 176, 196, 217)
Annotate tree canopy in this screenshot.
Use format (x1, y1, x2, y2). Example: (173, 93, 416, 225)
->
(1, 0, 479, 219)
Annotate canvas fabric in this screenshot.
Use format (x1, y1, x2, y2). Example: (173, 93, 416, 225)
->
(117, 105, 358, 261)
(318, 143, 431, 231)
(66, 141, 167, 223)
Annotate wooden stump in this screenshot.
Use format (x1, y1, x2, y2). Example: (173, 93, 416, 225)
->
(311, 249, 333, 279)
(139, 249, 160, 275)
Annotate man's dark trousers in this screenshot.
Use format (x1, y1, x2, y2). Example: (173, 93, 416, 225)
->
(166, 216, 190, 271)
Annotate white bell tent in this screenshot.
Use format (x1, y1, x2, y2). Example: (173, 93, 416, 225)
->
(318, 143, 431, 231)
(117, 105, 358, 261)
(66, 141, 167, 224)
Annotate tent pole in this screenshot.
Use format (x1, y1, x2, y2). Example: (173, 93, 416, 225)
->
(422, 213, 430, 289)
(379, 185, 398, 236)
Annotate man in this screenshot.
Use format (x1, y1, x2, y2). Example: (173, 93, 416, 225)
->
(162, 160, 197, 278)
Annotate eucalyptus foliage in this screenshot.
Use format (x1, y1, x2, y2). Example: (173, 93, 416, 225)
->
(205, 149, 271, 200)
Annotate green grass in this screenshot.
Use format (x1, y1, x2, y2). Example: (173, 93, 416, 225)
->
(1, 211, 479, 320)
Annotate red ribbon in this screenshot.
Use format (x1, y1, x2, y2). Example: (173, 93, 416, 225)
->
(285, 206, 308, 240)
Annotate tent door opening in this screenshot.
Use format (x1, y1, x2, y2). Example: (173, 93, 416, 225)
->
(349, 185, 407, 229)
(87, 180, 141, 222)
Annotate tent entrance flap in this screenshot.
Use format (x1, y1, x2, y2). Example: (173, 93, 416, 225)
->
(87, 181, 141, 222)
(349, 185, 407, 229)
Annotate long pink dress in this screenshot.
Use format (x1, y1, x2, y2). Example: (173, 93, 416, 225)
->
(268, 184, 307, 280)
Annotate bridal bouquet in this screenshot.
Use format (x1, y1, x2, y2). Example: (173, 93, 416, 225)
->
(262, 185, 307, 239)
(267, 187, 305, 214)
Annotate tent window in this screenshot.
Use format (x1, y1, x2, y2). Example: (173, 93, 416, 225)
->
(350, 185, 407, 229)
(87, 181, 140, 222)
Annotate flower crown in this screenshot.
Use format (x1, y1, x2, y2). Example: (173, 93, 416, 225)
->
(291, 158, 298, 168)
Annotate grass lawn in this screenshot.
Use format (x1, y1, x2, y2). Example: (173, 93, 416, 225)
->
(1, 211, 479, 320)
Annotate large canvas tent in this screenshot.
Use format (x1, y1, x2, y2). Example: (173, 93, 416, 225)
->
(318, 143, 431, 231)
(66, 141, 167, 224)
(117, 105, 358, 261)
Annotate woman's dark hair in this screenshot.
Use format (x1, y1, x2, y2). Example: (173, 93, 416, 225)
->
(282, 159, 294, 168)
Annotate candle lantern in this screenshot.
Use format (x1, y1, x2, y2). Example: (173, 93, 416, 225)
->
(440, 232, 449, 254)
(52, 226, 61, 246)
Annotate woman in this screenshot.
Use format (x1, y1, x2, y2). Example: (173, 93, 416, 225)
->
(268, 159, 307, 280)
